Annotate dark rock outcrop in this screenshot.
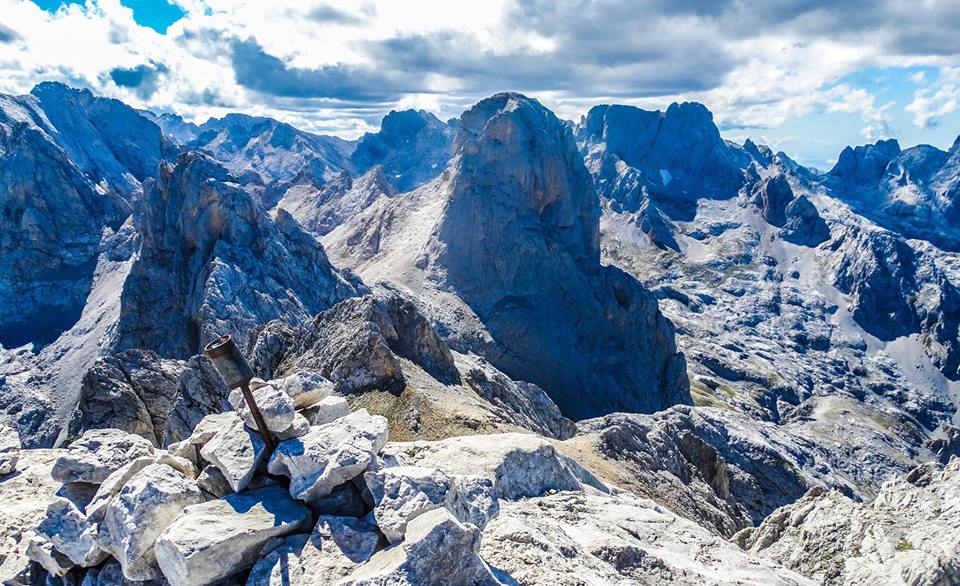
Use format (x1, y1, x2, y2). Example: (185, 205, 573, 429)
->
(432, 94, 691, 418)
(749, 172, 829, 246)
(829, 227, 960, 380)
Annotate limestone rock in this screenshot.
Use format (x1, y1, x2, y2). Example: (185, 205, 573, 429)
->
(97, 463, 204, 581)
(303, 396, 350, 426)
(199, 412, 268, 493)
(737, 458, 960, 586)
(364, 465, 498, 544)
(341, 508, 498, 586)
(52, 429, 155, 485)
(279, 371, 333, 409)
(0, 449, 66, 584)
(36, 498, 106, 567)
(229, 382, 296, 434)
(0, 423, 20, 475)
(161, 356, 232, 447)
(166, 411, 237, 465)
(276, 413, 310, 441)
(114, 151, 364, 360)
(351, 108, 455, 192)
(69, 350, 182, 446)
(323, 93, 690, 419)
(85, 452, 194, 525)
(26, 533, 75, 578)
(381, 432, 607, 500)
(154, 485, 311, 586)
(481, 491, 814, 586)
(79, 559, 166, 586)
(196, 465, 233, 499)
(252, 291, 459, 394)
(246, 516, 381, 586)
(268, 409, 388, 502)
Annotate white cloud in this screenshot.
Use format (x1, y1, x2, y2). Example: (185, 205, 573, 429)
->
(0, 0, 958, 146)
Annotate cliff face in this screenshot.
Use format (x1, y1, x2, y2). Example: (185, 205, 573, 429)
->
(326, 93, 690, 419)
(116, 152, 365, 358)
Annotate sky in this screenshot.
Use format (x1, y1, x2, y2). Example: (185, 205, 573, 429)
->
(2, 0, 960, 169)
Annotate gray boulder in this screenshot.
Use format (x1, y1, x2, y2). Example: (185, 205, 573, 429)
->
(268, 409, 388, 502)
(303, 396, 350, 426)
(51, 429, 155, 485)
(364, 465, 498, 544)
(229, 381, 295, 434)
(278, 371, 334, 409)
(97, 463, 204, 581)
(246, 516, 381, 586)
(199, 412, 268, 493)
(154, 485, 311, 586)
(0, 423, 19, 475)
(341, 508, 498, 586)
(36, 498, 107, 567)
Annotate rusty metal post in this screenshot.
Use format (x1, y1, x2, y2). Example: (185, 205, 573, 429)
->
(203, 334, 277, 452)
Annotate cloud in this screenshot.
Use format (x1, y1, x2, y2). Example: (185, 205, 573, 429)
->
(1, 0, 960, 155)
(305, 4, 369, 26)
(107, 62, 167, 98)
(825, 84, 896, 140)
(230, 38, 417, 101)
(0, 23, 20, 43)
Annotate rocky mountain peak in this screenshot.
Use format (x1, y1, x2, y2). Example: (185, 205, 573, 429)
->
(29, 81, 175, 193)
(442, 92, 601, 277)
(576, 101, 749, 199)
(351, 108, 454, 192)
(828, 138, 901, 187)
(116, 151, 364, 358)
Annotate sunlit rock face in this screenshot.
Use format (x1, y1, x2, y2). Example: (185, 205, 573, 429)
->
(326, 93, 690, 420)
(0, 82, 175, 349)
(116, 151, 365, 358)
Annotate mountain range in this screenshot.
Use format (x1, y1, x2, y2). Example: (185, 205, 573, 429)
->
(1, 82, 958, 585)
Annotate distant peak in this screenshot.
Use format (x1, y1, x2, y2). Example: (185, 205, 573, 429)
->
(30, 81, 94, 104)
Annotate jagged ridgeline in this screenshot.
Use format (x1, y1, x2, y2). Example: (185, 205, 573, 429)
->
(1, 82, 959, 586)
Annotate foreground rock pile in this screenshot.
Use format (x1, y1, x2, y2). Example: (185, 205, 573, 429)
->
(3, 370, 821, 585)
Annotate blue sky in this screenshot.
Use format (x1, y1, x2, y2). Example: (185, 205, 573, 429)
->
(3, 0, 960, 169)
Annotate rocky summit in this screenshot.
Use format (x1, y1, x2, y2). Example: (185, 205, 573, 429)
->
(1, 83, 959, 586)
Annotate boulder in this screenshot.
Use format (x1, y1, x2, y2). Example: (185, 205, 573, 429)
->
(247, 516, 381, 586)
(51, 429, 155, 485)
(268, 410, 388, 502)
(154, 485, 311, 586)
(229, 382, 295, 434)
(26, 533, 74, 577)
(199, 412, 268, 493)
(36, 498, 107, 567)
(381, 432, 606, 499)
(304, 396, 350, 426)
(166, 411, 236, 465)
(85, 453, 196, 524)
(341, 508, 498, 586)
(279, 371, 334, 409)
(0, 423, 20, 475)
(364, 465, 498, 544)
(196, 465, 233, 498)
(80, 559, 166, 586)
(97, 463, 204, 581)
(276, 413, 310, 441)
